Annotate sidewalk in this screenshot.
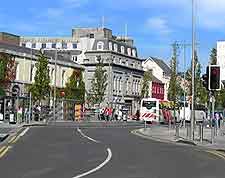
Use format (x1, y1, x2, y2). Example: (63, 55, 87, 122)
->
(0, 120, 46, 142)
(136, 124, 225, 151)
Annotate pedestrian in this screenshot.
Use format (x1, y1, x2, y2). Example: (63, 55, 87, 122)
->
(118, 109, 122, 121)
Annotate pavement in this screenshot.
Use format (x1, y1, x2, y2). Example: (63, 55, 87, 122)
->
(135, 124, 225, 151)
(0, 124, 225, 178)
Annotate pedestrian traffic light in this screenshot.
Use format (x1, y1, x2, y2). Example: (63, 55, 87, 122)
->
(209, 65, 221, 90)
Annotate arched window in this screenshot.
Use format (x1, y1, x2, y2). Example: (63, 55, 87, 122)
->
(114, 44, 118, 52)
(109, 42, 113, 50)
(127, 48, 131, 56)
(121, 46, 125, 54)
(132, 49, 136, 57)
(97, 41, 104, 50)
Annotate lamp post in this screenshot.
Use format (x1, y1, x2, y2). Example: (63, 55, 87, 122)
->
(190, 0, 196, 140)
(53, 49, 57, 122)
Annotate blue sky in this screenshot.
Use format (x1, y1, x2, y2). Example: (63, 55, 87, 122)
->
(1, 0, 225, 72)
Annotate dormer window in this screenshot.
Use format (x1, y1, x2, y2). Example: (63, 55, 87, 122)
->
(127, 48, 131, 56)
(132, 49, 136, 57)
(109, 42, 113, 50)
(121, 46, 125, 54)
(114, 44, 118, 52)
(97, 41, 104, 50)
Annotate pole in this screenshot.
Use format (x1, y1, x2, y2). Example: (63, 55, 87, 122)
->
(183, 42, 186, 128)
(211, 93, 215, 144)
(190, 0, 196, 140)
(28, 48, 32, 123)
(53, 49, 57, 122)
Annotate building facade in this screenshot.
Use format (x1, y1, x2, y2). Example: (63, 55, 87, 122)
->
(217, 41, 225, 81)
(142, 57, 171, 100)
(0, 34, 84, 97)
(21, 28, 144, 114)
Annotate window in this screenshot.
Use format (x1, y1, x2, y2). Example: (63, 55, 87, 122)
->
(132, 49, 136, 57)
(113, 76, 116, 91)
(32, 43, 36, 48)
(109, 42, 113, 50)
(30, 64, 34, 82)
(51, 68, 55, 85)
(73, 43, 77, 48)
(62, 43, 67, 49)
(46, 43, 52, 49)
(90, 34, 94, 38)
(121, 46, 125, 54)
(15, 63, 19, 80)
(97, 41, 104, 50)
(120, 78, 122, 91)
(41, 43, 46, 49)
(72, 55, 77, 62)
(127, 48, 131, 56)
(52, 43, 56, 48)
(62, 70, 65, 87)
(114, 44, 118, 52)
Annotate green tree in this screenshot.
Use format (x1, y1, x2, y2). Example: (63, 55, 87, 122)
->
(185, 51, 208, 105)
(209, 47, 217, 65)
(29, 50, 50, 104)
(168, 44, 178, 102)
(141, 70, 152, 98)
(88, 56, 108, 105)
(64, 70, 85, 103)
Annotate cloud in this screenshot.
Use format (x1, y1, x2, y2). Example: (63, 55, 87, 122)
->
(145, 17, 171, 35)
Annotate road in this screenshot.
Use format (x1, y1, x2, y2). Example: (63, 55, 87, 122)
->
(0, 122, 225, 178)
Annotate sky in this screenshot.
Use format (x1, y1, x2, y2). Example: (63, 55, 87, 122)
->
(1, 0, 225, 72)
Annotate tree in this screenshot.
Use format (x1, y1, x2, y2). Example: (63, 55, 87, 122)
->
(29, 50, 50, 104)
(168, 44, 178, 102)
(64, 69, 85, 103)
(185, 51, 208, 105)
(0, 53, 16, 96)
(88, 56, 108, 106)
(209, 48, 217, 65)
(141, 70, 152, 98)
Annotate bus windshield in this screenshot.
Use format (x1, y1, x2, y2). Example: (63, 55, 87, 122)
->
(142, 101, 156, 109)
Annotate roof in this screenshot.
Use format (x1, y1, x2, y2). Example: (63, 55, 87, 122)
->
(0, 42, 84, 69)
(144, 56, 171, 76)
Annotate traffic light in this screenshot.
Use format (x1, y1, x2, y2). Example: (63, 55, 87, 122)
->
(201, 66, 209, 90)
(209, 65, 221, 90)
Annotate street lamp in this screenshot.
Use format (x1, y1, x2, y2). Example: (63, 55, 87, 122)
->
(190, 0, 196, 140)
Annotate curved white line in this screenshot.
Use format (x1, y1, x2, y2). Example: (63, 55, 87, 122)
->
(72, 148, 112, 178)
(77, 128, 100, 143)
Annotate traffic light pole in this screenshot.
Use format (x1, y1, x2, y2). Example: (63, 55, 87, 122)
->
(211, 91, 215, 144)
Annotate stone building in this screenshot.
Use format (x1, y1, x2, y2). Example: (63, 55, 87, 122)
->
(20, 27, 144, 114)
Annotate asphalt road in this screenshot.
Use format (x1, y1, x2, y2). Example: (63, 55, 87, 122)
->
(0, 123, 225, 178)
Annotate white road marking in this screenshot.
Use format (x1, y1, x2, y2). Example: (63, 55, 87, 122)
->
(72, 148, 112, 178)
(77, 128, 100, 143)
(19, 127, 30, 137)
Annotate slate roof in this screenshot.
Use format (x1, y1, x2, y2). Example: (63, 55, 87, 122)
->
(0, 42, 84, 69)
(150, 57, 171, 76)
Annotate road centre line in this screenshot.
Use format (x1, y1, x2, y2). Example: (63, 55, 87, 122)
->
(77, 128, 100, 143)
(72, 148, 112, 178)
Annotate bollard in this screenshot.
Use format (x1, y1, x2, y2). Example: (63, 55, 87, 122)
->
(175, 123, 179, 139)
(200, 124, 203, 143)
(187, 124, 191, 139)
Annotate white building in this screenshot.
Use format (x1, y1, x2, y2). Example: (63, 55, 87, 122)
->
(142, 57, 171, 100)
(217, 41, 225, 81)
